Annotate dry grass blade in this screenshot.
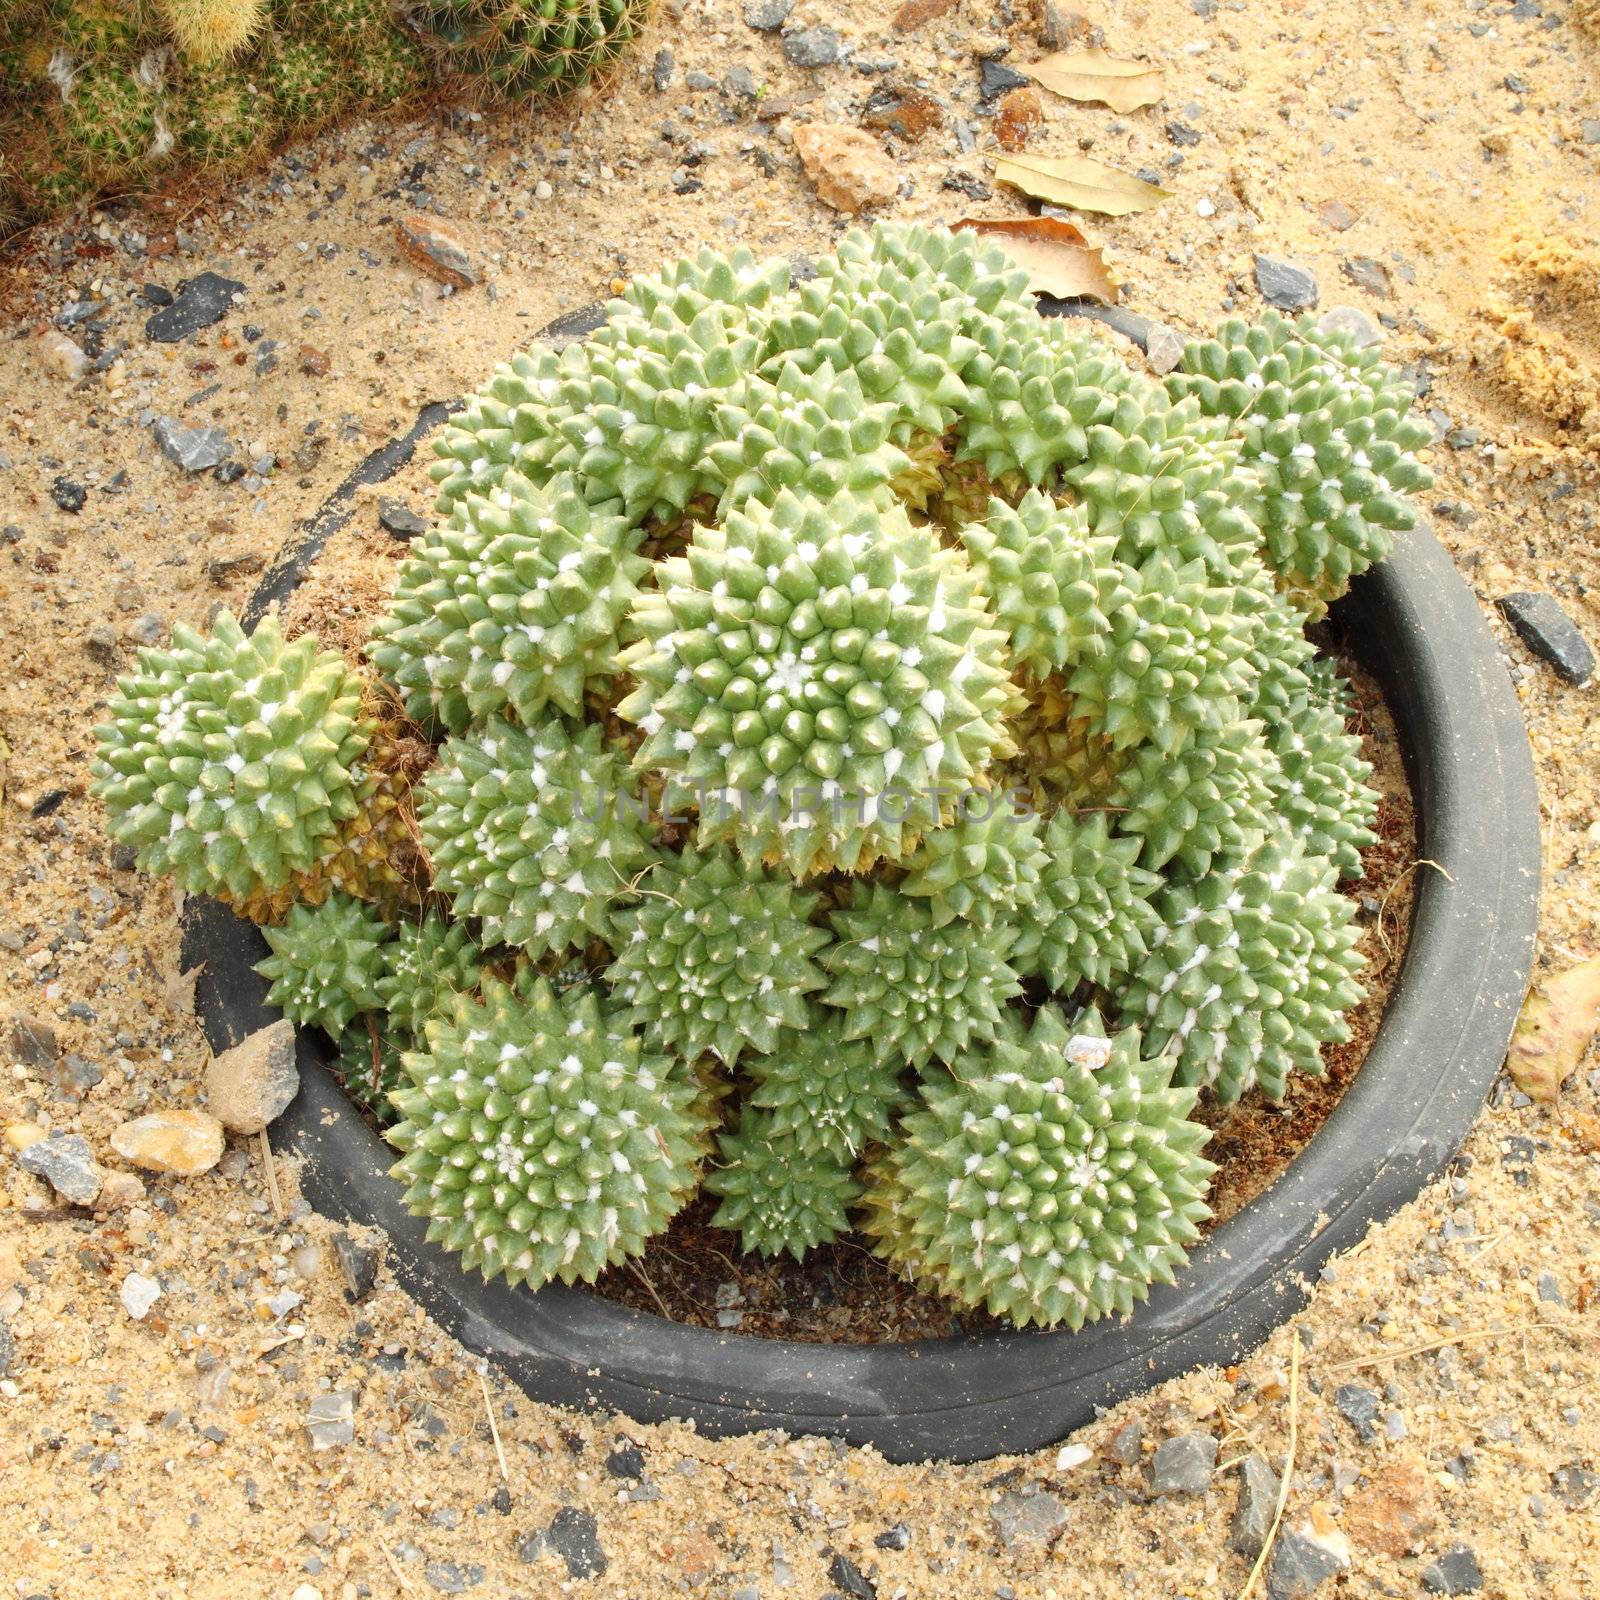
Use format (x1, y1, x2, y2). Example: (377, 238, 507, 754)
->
(993, 154, 1169, 217)
(953, 216, 1119, 302)
(1239, 1331, 1300, 1600)
(1026, 48, 1165, 114)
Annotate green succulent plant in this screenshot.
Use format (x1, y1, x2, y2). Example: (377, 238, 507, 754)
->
(896, 798, 1046, 929)
(255, 892, 393, 1036)
(374, 910, 485, 1037)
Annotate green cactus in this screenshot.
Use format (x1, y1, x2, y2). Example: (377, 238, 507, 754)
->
(256, 893, 394, 1036)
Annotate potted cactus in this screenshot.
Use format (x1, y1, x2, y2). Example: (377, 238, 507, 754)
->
(98, 224, 1540, 1459)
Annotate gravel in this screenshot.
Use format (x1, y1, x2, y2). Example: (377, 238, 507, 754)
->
(202, 1019, 298, 1135)
(1334, 1383, 1382, 1442)
(1422, 1545, 1484, 1594)
(827, 1551, 876, 1598)
(781, 25, 841, 67)
(1151, 1432, 1217, 1493)
(152, 417, 234, 474)
(1253, 254, 1319, 311)
(980, 59, 1030, 102)
(332, 1229, 380, 1301)
(1267, 1525, 1348, 1598)
(520, 1507, 607, 1578)
(744, 0, 794, 28)
(991, 1488, 1068, 1548)
(1229, 1455, 1280, 1556)
(17, 1133, 103, 1206)
(145, 272, 246, 343)
(1496, 592, 1596, 686)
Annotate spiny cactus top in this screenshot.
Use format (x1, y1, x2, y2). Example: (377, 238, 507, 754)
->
(99, 224, 1428, 1332)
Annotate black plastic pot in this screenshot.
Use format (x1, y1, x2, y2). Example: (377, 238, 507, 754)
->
(182, 322, 1540, 1465)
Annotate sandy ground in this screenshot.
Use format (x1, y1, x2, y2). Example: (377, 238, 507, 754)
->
(2, 0, 1598, 1595)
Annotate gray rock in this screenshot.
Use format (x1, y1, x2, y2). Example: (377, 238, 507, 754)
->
(425, 1562, 484, 1593)
(1335, 1382, 1382, 1442)
(152, 416, 234, 474)
(1538, 1271, 1565, 1304)
(378, 497, 428, 539)
(1105, 1417, 1143, 1465)
(1229, 1454, 1280, 1557)
(652, 48, 673, 91)
(18, 1132, 103, 1206)
(1552, 1464, 1598, 1509)
(9, 1013, 59, 1067)
(1422, 1546, 1483, 1595)
(723, 64, 758, 100)
(1342, 256, 1391, 298)
(991, 1488, 1068, 1549)
(1582, 118, 1600, 144)
(203, 1019, 298, 1135)
(1151, 1432, 1217, 1494)
(1266, 1527, 1347, 1599)
(744, 0, 793, 28)
(306, 1390, 356, 1451)
(0, 1319, 13, 1377)
(85, 623, 121, 665)
(1143, 322, 1187, 376)
(129, 614, 165, 646)
(1253, 254, 1319, 311)
(1319, 306, 1383, 348)
(980, 59, 1030, 102)
(828, 1552, 875, 1599)
(333, 1229, 380, 1301)
(1497, 592, 1595, 687)
(520, 1506, 607, 1578)
(874, 1524, 911, 1551)
(782, 25, 841, 67)
(604, 1440, 646, 1481)
(146, 271, 246, 343)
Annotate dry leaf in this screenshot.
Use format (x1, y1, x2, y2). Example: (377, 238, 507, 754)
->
(993, 153, 1168, 216)
(1026, 48, 1164, 114)
(954, 216, 1118, 302)
(162, 960, 205, 1016)
(1506, 954, 1600, 1102)
(891, 0, 960, 31)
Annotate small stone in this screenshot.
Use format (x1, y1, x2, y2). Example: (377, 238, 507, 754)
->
(85, 623, 122, 664)
(9, 1014, 59, 1068)
(129, 614, 165, 646)
(425, 1562, 483, 1594)
(396, 215, 478, 288)
(120, 1271, 162, 1321)
(1335, 1383, 1382, 1443)
(651, 48, 673, 90)
(794, 124, 898, 213)
(1266, 1522, 1350, 1600)
(827, 1551, 875, 1599)
(723, 64, 758, 99)
(1166, 119, 1203, 146)
(521, 1506, 607, 1578)
(299, 344, 331, 376)
(1551, 1464, 1598, 1510)
(306, 1390, 356, 1450)
(782, 25, 841, 67)
(152, 416, 233, 474)
(980, 58, 1029, 101)
(1422, 1546, 1483, 1595)
(1318, 199, 1359, 231)
(1581, 118, 1600, 145)
(604, 1440, 646, 1480)
(1254, 254, 1319, 311)
(3, 1122, 45, 1154)
(1054, 1442, 1092, 1472)
(1497, 592, 1595, 686)
(17, 1133, 103, 1206)
(744, 0, 793, 28)
(51, 476, 87, 513)
(1344, 1460, 1438, 1556)
(1342, 256, 1391, 298)
(97, 1171, 146, 1209)
(1537, 1271, 1564, 1304)
(991, 1489, 1068, 1549)
(333, 1229, 380, 1300)
(993, 86, 1044, 151)
(203, 1019, 298, 1135)
(1503, 72, 1530, 94)
(42, 330, 91, 381)
(1143, 322, 1187, 375)
(685, 70, 717, 90)
(376, 497, 428, 539)
(860, 86, 944, 140)
(1105, 1417, 1143, 1465)
(1318, 306, 1383, 348)
(1230, 1455, 1281, 1558)
(145, 272, 246, 342)
(874, 1524, 911, 1551)
(109, 1109, 226, 1176)
(0, 1319, 13, 1377)
(1151, 1432, 1217, 1494)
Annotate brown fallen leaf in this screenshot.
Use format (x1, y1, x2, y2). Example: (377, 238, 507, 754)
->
(162, 960, 205, 1016)
(993, 153, 1169, 216)
(891, 0, 959, 31)
(1506, 953, 1600, 1102)
(1025, 47, 1164, 114)
(953, 216, 1117, 302)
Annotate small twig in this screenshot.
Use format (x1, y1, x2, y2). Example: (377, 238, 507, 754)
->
(1319, 1319, 1550, 1374)
(258, 1129, 286, 1220)
(377, 1541, 419, 1594)
(479, 1368, 509, 1482)
(627, 1258, 673, 1320)
(1239, 1331, 1300, 1600)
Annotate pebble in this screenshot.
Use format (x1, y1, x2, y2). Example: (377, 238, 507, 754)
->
(1334, 1382, 1382, 1443)
(652, 48, 674, 91)
(1422, 1545, 1483, 1594)
(990, 1488, 1068, 1548)
(145, 272, 246, 342)
(1143, 322, 1187, 375)
(1105, 1417, 1143, 1465)
(333, 1229, 380, 1300)
(1054, 1441, 1092, 1472)
(120, 1271, 162, 1321)
(1551, 1464, 1597, 1509)
(827, 1551, 876, 1599)
(396, 215, 478, 289)
(1254, 254, 1319, 311)
(1319, 305, 1383, 348)
(85, 623, 121, 664)
(1230, 1455, 1281, 1557)
(519, 1506, 607, 1578)
(1151, 1431, 1217, 1494)
(1496, 592, 1595, 686)
(129, 614, 165, 647)
(425, 1562, 483, 1593)
(203, 1018, 298, 1135)
(1318, 198, 1359, 231)
(152, 416, 234, 474)
(533, 179, 553, 201)
(51, 475, 87, 513)
(980, 59, 1030, 102)
(1267, 1521, 1350, 1599)
(42, 330, 90, 381)
(9, 1013, 59, 1067)
(306, 1390, 356, 1450)
(17, 1132, 103, 1206)
(782, 25, 842, 67)
(874, 1524, 911, 1551)
(98, 1171, 146, 1209)
(744, 0, 794, 27)
(0, 1319, 13, 1377)
(793, 124, 898, 213)
(604, 1439, 647, 1480)
(1342, 256, 1391, 298)
(861, 85, 944, 141)
(109, 1109, 226, 1176)
(1537, 1270, 1564, 1304)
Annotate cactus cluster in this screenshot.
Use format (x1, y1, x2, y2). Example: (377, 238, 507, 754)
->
(95, 225, 1427, 1332)
(0, 0, 648, 233)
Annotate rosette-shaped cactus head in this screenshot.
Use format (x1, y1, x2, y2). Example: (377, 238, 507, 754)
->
(1012, 810, 1160, 994)
(1107, 720, 1278, 878)
(255, 893, 392, 1036)
(159, 0, 267, 62)
(268, 36, 347, 126)
(821, 882, 1022, 1070)
(91, 611, 370, 901)
(374, 910, 485, 1037)
(704, 362, 911, 513)
(1168, 311, 1433, 615)
(705, 1110, 863, 1260)
(386, 975, 711, 1289)
(843, 221, 1032, 330)
(612, 243, 791, 331)
(1120, 829, 1367, 1102)
(897, 797, 1046, 929)
(744, 1010, 910, 1163)
(860, 1006, 1215, 1329)
(177, 67, 271, 168)
(956, 489, 1128, 679)
(61, 63, 168, 174)
(1063, 554, 1257, 755)
(417, 715, 656, 958)
(1262, 691, 1378, 879)
(605, 845, 831, 1068)
(617, 488, 1019, 875)
(367, 470, 646, 731)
